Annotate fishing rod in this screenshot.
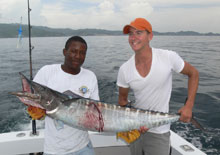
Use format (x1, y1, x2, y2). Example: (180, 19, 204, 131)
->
(27, 0, 36, 135)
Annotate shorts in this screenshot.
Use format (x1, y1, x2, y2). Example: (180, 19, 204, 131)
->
(130, 131, 170, 155)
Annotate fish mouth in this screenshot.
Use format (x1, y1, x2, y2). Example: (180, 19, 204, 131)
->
(10, 91, 45, 109)
(10, 91, 40, 99)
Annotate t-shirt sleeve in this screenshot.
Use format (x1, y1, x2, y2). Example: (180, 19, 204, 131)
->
(169, 51, 185, 73)
(117, 66, 129, 88)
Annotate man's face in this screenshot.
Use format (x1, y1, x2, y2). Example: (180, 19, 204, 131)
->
(63, 41, 87, 70)
(128, 27, 152, 52)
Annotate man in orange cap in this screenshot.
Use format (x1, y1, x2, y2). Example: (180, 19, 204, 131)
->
(117, 18, 199, 155)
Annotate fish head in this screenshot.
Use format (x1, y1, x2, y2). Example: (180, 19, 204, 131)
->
(10, 73, 63, 111)
(10, 91, 43, 109)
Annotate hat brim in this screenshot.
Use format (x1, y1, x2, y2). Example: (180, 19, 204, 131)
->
(123, 24, 149, 34)
(123, 25, 134, 34)
(123, 25, 138, 34)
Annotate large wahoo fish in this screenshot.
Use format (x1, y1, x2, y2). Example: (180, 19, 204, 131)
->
(11, 73, 180, 132)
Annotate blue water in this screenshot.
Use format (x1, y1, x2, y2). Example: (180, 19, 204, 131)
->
(0, 36, 219, 154)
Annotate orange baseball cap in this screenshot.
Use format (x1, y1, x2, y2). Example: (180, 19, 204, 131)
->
(123, 18, 152, 34)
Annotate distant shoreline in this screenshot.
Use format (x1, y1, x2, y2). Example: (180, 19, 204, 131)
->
(0, 23, 220, 38)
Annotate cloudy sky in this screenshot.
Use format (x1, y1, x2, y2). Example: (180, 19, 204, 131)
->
(0, 0, 220, 33)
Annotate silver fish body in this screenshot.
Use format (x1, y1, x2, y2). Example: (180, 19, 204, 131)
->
(48, 98, 180, 132)
(11, 73, 180, 132)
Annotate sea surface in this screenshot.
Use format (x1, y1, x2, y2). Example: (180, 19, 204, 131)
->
(0, 36, 220, 154)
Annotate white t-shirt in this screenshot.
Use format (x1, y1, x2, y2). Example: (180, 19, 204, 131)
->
(34, 64, 99, 154)
(117, 48, 184, 134)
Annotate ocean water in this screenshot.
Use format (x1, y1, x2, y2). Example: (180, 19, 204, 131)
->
(0, 36, 220, 154)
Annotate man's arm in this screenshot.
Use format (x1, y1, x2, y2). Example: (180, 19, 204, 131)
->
(118, 86, 148, 133)
(179, 61, 199, 123)
(118, 87, 129, 106)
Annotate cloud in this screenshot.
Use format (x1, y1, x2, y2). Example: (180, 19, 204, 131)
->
(148, 3, 220, 33)
(149, 0, 220, 6)
(39, 0, 153, 30)
(0, 0, 26, 23)
(0, 0, 220, 33)
(0, 0, 45, 25)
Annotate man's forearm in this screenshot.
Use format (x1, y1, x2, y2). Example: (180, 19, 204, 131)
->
(186, 67, 199, 108)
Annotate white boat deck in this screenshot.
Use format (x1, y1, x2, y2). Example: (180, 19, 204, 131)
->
(0, 129, 206, 155)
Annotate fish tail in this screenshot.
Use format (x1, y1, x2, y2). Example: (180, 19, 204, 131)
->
(184, 97, 207, 132)
(191, 115, 207, 132)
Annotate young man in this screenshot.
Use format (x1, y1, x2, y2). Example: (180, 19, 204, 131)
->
(117, 18, 199, 155)
(28, 36, 99, 155)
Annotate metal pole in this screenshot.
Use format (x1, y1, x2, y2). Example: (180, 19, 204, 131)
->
(27, 0, 36, 135)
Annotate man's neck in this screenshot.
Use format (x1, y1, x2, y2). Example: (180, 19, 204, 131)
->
(134, 47, 152, 77)
(61, 64, 81, 75)
(135, 47, 152, 63)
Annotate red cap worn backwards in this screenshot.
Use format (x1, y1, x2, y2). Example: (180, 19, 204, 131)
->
(123, 18, 152, 34)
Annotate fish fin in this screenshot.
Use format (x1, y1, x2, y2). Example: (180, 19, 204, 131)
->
(191, 115, 208, 132)
(63, 90, 84, 99)
(183, 97, 207, 132)
(62, 91, 83, 106)
(63, 90, 101, 102)
(19, 72, 32, 93)
(62, 98, 82, 107)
